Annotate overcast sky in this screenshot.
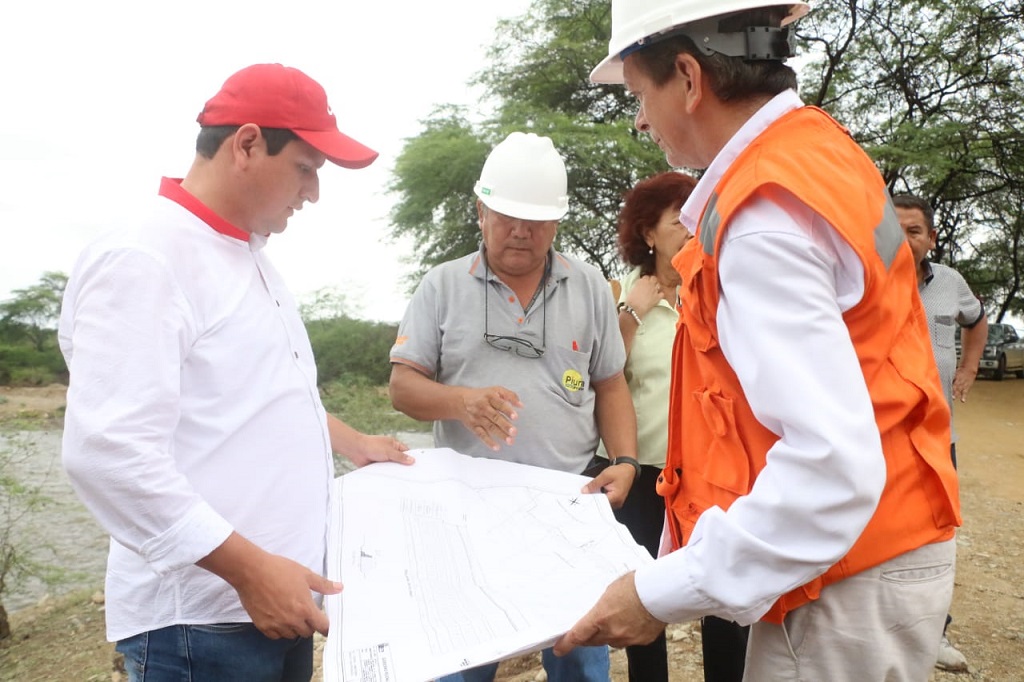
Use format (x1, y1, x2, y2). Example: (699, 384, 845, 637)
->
(1, 0, 534, 323)
(6, 2, 1019, 333)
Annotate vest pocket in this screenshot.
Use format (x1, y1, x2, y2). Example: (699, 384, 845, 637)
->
(694, 388, 752, 495)
(884, 325, 959, 530)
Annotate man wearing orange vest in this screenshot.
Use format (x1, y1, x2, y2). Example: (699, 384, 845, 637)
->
(554, 1, 961, 679)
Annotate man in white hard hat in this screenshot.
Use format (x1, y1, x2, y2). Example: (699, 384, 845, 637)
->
(553, 3, 961, 679)
(59, 64, 414, 681)
(389, 131, 639, 682)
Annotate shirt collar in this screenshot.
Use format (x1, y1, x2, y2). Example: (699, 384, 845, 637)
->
(921, 259, 935, 285)
(680, 89, 804, 235)
(158, 177, 251, 243)
(470, 244, 571, 283)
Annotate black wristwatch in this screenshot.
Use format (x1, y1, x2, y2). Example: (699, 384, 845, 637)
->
(611, 455, 642, 480)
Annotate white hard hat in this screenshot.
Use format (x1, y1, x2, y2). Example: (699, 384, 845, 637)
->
(590, 0, 809, 84)
(474, 132, 569, 221)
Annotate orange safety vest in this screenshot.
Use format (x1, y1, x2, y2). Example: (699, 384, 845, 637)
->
(658, 106, 961, 624)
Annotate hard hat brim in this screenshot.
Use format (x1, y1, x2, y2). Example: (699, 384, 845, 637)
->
(590, 54, 625, 85)
(590, 0, 810, 85)
(476, 191, 569, 222)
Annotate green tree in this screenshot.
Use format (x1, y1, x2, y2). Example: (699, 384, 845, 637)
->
(0, 272, 67, 353)
(0, 272, 68, 385)
(388, 111, 492, 284)
(797, 0, 1024, 316)
(957, 156, 1024, 322)
(390, 0, 1024, 317)
(388, 0, 668, 288)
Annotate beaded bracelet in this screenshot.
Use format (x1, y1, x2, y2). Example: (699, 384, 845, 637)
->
(617, 302, 643, 327)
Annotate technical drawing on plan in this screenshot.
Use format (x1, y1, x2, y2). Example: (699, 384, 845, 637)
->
(322, 448, 653, 682)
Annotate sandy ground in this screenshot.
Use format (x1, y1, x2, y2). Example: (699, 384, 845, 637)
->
(0, 384, 68, 423)
(1, 380, 1022, 681)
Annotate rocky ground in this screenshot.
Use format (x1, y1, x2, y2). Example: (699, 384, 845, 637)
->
(1, 380, 1022, 681)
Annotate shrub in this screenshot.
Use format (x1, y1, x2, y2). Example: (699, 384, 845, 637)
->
(319, 376, 428, 436)
(306, 317, 398, 386)
(0, 345, 66, 387)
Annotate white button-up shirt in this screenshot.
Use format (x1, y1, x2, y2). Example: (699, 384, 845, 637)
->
(635, 91, 888, 625)
(59, 179, 334, 641)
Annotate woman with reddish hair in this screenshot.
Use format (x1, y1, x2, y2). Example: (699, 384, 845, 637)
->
(612, 170, 749, 682)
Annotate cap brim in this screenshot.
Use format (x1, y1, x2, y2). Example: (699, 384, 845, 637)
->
(294, 129, 379, 169)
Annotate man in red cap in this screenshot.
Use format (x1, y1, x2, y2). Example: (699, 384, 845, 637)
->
(59, 64, 413, 681)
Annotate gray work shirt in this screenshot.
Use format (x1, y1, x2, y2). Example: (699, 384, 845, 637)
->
(918, 260, 984, 442)
(390, 246, 625, 473)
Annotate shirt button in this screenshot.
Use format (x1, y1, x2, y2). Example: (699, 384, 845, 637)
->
(508, 296, 515, 303)
(294, 351, 299, 359)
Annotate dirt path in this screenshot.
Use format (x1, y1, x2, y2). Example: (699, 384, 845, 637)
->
(928, 380, 1024, 681)
(1, 381, 1022, 680)
(0, 384, 67, 423)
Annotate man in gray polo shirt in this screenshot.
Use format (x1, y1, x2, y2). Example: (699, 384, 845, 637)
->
(388, 131, 639, 682)
(895, 195, 987, 460)
(895, 193, 987, 672)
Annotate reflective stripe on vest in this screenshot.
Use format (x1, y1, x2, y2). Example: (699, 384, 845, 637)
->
(699, 187, 905, 271)
(875, 196, 904, 271)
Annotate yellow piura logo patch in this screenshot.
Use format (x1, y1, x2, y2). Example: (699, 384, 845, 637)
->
(562, 369, 585, 392)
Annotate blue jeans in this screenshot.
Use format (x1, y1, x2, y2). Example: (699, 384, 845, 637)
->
(438, 645, 609, 682)
(116, 623, 313, 682)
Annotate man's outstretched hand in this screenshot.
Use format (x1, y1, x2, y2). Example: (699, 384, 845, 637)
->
(553, 571, 667, 655)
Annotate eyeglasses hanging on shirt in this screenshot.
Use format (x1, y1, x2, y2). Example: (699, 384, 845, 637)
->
(483, 255, 548, 359)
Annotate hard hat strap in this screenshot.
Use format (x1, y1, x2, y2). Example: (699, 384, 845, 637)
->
(621, 18, 795, 62)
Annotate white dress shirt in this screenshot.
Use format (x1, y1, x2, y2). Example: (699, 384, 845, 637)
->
(59, 182, 334, 640)
(635, 90, 888, 626)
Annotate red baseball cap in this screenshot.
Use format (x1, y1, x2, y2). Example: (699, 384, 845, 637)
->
(197, 63, 378, 169)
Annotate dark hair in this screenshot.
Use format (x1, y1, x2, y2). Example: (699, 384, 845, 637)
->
(195, 126, 299, 159)
(617, 171, 698, 273)
(892, 194, 935, 230)
(630, 7, 797, 102)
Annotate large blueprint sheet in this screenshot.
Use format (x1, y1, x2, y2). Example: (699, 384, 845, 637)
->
(323, 448, 654, 682)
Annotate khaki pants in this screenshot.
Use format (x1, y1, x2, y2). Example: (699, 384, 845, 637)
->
(743, 538, 955, 681)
